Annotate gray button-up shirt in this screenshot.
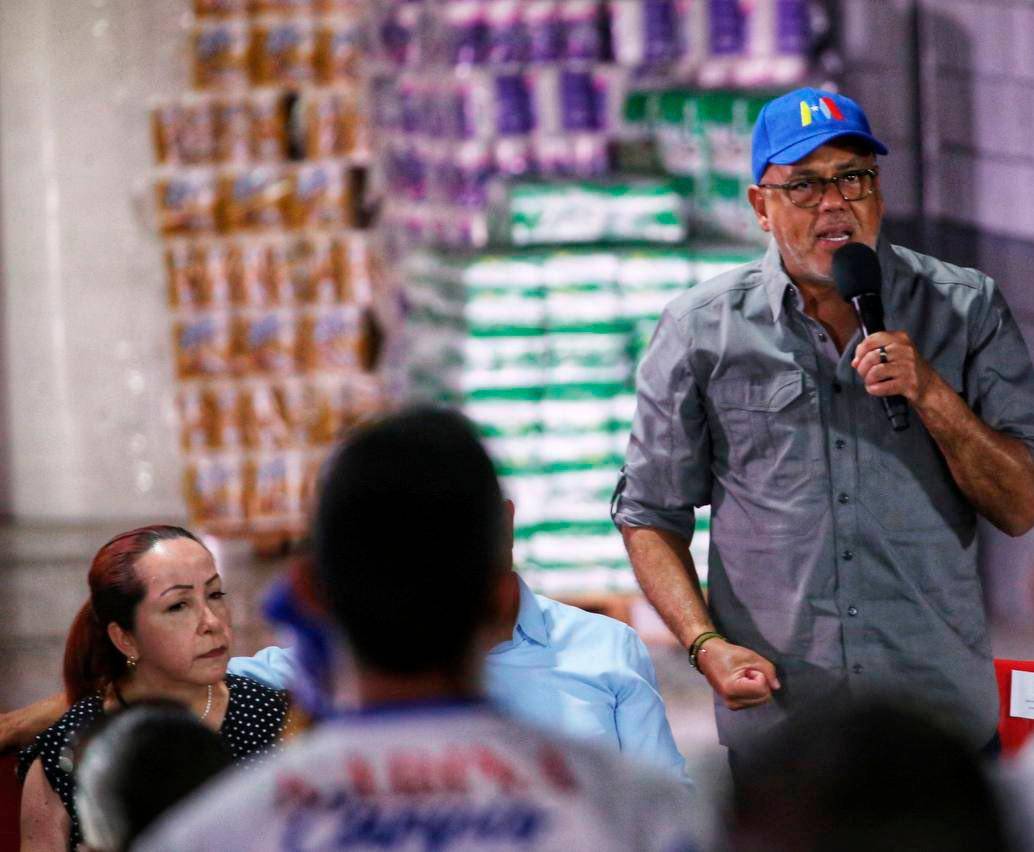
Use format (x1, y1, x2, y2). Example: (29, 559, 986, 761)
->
(614, 237, 1034, 751)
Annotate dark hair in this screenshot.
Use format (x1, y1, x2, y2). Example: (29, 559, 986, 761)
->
(729, 702, 1009, 852)
(313, 406, 504, 675)
(63, 525, 208, 703)
(75, 701, 232, 851)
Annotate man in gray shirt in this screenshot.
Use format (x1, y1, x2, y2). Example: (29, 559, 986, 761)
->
(612, 87, 1034, 760)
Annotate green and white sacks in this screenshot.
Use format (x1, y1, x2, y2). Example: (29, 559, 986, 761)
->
(405, 242, 760, 595)
(495, 179, 688, 246)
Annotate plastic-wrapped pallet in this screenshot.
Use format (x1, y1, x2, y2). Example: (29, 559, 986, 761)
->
(404, 239, 762, 594)
(492, 178, 688, 246)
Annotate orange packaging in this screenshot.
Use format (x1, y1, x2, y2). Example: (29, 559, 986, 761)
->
(174, 312, 233, 379)
(248, 0, 312, 13)
(228, 238, 285, 307)
(302, 374, 384, 445)
(288, 234, 346, 304)
(194, 0, 247, 15)
(250, 16, 315, 87)
(314, 15, 363, 84)
(235, 308, 298, 375)
(244, 451, 304, 526)
(299, 89, 342, 159)
(156, 170, 218, 236)
(248, 89, 288, 161)
(289, 161, 347, 229)
(299, 447, 330, 515)
(177, 384, 210, 452)
(151, 103, 181, 165)
(184, 454, 246, 529)
(297, 304, 361, 372)
(192, 20, 249, 90)
(240, 380, 301, 449)
(218, 165, 289, 231)
(166, 241, 231, 308)
(213, 96, 251, 163)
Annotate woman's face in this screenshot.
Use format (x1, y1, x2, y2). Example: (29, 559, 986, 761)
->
(116, 537, 232, 687)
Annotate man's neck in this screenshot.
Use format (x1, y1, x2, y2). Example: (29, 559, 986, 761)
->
(356, 669, 482, 708)
(485, 571, 521, 648)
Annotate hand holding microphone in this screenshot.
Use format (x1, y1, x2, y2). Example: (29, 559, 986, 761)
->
(833, 243, 918, 431)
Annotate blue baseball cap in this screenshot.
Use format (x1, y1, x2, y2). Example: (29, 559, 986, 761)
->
(751, 87, 888, 184)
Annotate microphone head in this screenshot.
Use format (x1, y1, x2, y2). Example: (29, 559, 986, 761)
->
(832, 242, 882, 301)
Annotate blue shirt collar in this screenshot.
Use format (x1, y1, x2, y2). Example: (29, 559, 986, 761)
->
(491, 574, 549, 652)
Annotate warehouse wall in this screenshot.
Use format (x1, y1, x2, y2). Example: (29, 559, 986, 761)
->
(0, 0, 187, 521)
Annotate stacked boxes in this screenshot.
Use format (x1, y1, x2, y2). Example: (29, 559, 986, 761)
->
(621, 88, 776, 244)
(405, 240, 761, 593)
(159, 0, 386, 536)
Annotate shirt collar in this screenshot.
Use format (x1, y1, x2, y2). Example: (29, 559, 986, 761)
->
(763, 234, 897, 322)
(498, 574, 549, 650)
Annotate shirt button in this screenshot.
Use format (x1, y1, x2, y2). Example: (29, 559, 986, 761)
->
(837, 493, 850, 504)
(842, 549, 854, 561)
(847, 606, 859, 617)
(817, 332, 828, 342)
(835, 439, 846, 449)
(852, 663, 863, 674)
(832, 382, 843, 393)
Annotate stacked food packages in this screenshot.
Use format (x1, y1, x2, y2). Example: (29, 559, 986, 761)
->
(404, 233, 763, 594)
(366, 0, 812, 249)
(621, 87, 778, 244)
(158, 0, 385, 536)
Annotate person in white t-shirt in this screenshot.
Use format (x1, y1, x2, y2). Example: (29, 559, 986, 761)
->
(139, 407, 705, 852)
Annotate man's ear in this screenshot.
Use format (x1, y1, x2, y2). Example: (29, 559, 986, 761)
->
(747, 184, 772, 232)
(107, 621, 138, 662)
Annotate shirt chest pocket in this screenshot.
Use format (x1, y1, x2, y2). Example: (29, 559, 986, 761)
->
(710, 371, 820, 492)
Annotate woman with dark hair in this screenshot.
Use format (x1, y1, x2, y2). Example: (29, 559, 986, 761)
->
(18, 525, 288, 851)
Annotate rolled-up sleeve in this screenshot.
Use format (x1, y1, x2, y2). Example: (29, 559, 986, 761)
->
(965, 282, 1034, 456)
(612, 306, 711, 540)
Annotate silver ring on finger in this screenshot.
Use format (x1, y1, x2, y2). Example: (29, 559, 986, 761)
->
(878, 345, 889, 364)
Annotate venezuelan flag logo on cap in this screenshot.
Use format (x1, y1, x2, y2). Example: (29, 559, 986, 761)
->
(800, 96, 845, 127)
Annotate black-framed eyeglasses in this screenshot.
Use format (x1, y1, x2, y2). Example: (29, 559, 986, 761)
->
(758, 167, 880, 208)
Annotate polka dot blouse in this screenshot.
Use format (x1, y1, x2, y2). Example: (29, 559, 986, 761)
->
(18, 674, 289, 850)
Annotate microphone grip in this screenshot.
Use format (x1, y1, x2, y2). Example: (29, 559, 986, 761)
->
(850, 294, 910, 431)
(882, 395, 909, 431)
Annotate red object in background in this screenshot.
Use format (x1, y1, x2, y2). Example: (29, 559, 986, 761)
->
(0, 755, 20, 851)
(995, 659, 1034, 757)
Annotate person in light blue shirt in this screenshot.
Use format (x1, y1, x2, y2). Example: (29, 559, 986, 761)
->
(229, 503, 688, 786)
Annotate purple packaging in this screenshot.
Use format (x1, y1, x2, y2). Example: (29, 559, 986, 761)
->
(380, 2, 421, 66)
(709, 0, 746, 56)
(570, 133, 611, 176)
(525, 0, 562, 62)
(776, 0, 810, 55)
(610, 0, 679, 67)
(399, 78, 423, 134)
(495, 72, 535, 136)
(643, 0, 680, 65)
(448, 72, 495, 139)
(561, 0, 605, 61)
(495, 136, 537, 177)
(487, 0, 529, 64)
(451, 141, 495, 208)
(560, 69, 601, 132)
(444, 0, 488, 65)
(533, 134, 575, 176)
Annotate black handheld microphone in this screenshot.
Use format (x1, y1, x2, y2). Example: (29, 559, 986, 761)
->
(832, 242, 909, 432)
